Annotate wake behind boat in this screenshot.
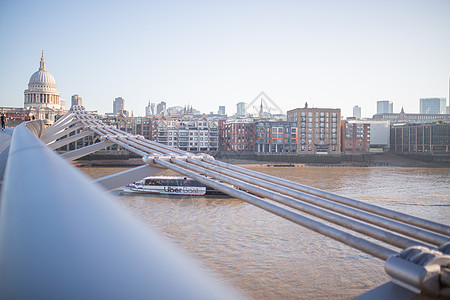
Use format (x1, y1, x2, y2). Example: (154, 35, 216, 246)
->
(123, 176, 227, 196)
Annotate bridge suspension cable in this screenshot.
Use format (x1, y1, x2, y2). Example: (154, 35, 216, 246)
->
(41, 106, 450, 297)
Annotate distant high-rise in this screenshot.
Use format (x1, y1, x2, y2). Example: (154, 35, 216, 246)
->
(352, 105, 361, 119)
(218, 106, 226, 115)
(377, 100, 393, 114)
(419, 98, 446, 114)
(113, 97, 125, 115)
(156, 101, 166, 116)
(145, 101, 152, 117)
(71, 94, 83, 108)
(151, 103, 155, 116)
(236, 102, 245, 116)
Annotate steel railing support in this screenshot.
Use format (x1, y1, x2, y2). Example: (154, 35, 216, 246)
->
(192, 158, 449, 246)
(204, 158, 450, 236)
(42, 124, 84, 144)
(151, 157, 396, 261)
(40, 112, 75, 140)
(171, 158, 432, 250)
(48, 130, 93, 150)
(94, 164, 164, 191)
(60, 141, 113, 161)
(0, 124, 240, 299)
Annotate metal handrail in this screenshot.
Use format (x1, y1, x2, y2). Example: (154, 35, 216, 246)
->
(49, 106, 450, 296)
(0, 124, 240, 299)
(204, 158, 450, 236)
(153, 157, 397, 261)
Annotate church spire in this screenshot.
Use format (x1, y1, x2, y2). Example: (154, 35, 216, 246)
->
(39, 51, 46, 71)
(259, 99, 264, 118)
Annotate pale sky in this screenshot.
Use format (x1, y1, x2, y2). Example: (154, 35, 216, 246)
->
(0, 0, 449, 118)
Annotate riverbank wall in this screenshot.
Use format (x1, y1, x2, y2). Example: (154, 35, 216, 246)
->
(73, 150, 449, 168)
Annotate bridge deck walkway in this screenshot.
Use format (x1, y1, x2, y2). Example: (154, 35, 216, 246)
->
(0, 128, 13, 186)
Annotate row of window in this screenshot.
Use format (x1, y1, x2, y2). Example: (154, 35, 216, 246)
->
(300, 112, 337, 117)
(167, 142, 215, 146)
(299, 145, 338, 151)
(256, 139, 297, 144)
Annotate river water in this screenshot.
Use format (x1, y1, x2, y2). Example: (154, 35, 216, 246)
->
(81, 165, 450, 299)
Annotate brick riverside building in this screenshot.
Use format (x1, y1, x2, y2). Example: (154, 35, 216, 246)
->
(341, 120, 370, 153)
(287, 107, 341, 154)
(220, 118, 256, 152)
(255, 120, 297, 153)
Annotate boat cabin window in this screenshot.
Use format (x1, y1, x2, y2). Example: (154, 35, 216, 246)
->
(144, 178, 206, 187)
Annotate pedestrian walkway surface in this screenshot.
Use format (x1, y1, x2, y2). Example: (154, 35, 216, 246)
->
(0, 128, 14, 185)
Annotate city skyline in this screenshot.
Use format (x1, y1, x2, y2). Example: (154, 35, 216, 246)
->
(0, 0, 449, 117)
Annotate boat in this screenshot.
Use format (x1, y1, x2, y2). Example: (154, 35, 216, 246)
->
(123, 176, 228, 196)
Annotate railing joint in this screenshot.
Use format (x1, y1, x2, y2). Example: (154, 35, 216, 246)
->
(385, 244, 450, 297)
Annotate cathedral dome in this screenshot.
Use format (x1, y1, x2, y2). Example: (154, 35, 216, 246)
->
(24, 51, 61, 111)
(28, 52, 57, 88)
(29, 70, 56, 86)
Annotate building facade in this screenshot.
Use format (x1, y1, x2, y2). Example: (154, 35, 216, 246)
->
(101, 112, 152, 140)
(236, 102, 245, 116)
(255, 120, 297, 153)
(156, 101, 167, 116)
(0, 107, 34, 127)
(287, 107, 341, 154)
(353, 105, 361, 119)
(419, 98, 446, 114)
(145, 101, 153, 117)
(113, 97, 125, 115)
(341, 121, 370, 153)
(71, 94, 83, 108)
(391, 122, 450, 153)
(373, 111, 450, 123)
(377, 100, 393, 114)
(152, 116, 219, 152)
(220, 118, 256, 152)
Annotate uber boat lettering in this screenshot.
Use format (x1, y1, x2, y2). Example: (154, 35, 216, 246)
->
(123, 176, 225, 196)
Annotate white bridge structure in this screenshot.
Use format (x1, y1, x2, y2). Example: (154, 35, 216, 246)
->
(0, 106, 449, 299)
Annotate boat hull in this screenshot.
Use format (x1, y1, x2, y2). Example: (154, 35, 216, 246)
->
(123, 176, 228, 196)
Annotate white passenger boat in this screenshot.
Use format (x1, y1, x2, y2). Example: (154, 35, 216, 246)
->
(123, 176, 227, 196)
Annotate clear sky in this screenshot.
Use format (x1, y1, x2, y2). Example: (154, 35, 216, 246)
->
(0, 0, 449, 118)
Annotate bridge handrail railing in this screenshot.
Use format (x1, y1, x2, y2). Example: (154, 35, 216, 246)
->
(43, 106, 450, 297)
(0, 123, 240, 299)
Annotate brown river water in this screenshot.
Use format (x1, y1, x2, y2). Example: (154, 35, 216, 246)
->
(81, 165, 450, 299)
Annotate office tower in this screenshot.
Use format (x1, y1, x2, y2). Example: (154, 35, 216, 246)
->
(145, 101, 152, 117)
(156, 101, 166, 116)
(113, 97, 125, 115)
(377, 100, 393, 114)
(236, 102, 245, 116)
(353, 105, 361, 119)
(71, 95, 83, 108)
(419, 98, 446, 114)
(218, 106, 226, 115)
(151, 103, 155, 116)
